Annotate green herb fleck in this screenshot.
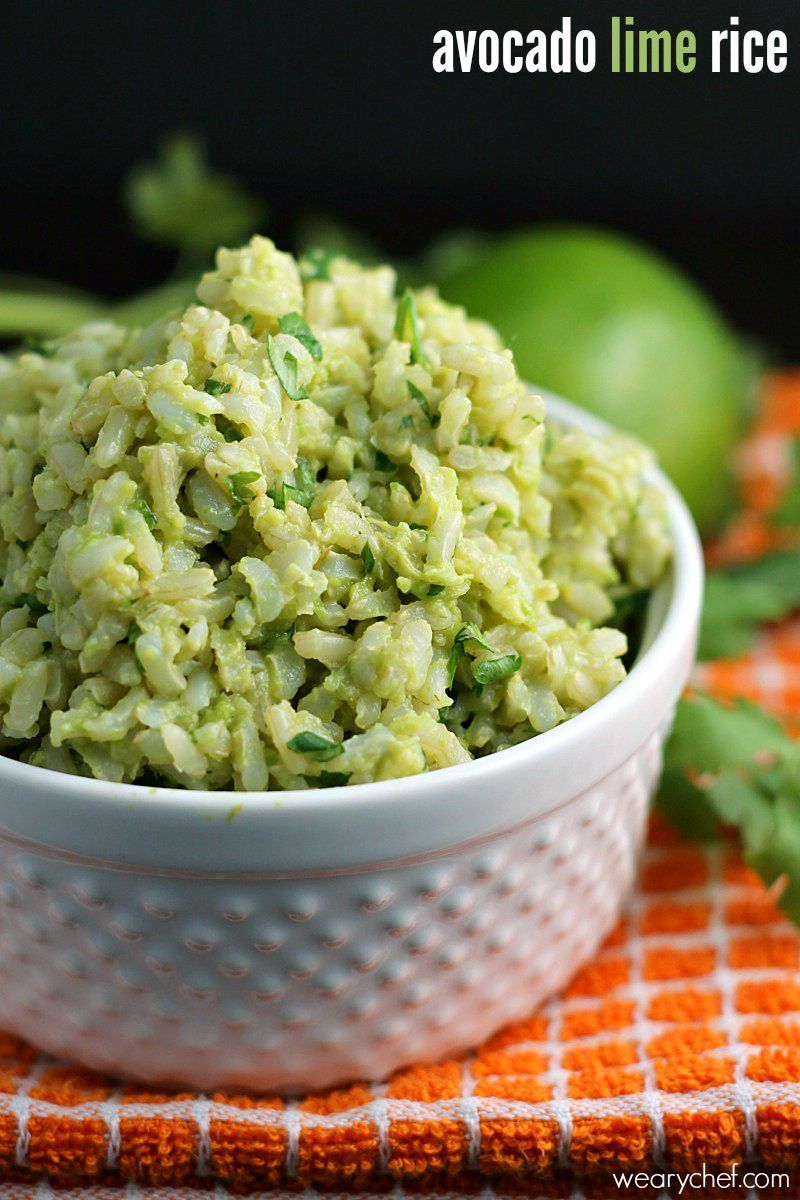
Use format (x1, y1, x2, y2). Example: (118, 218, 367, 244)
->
(217, 417, 242, 442)
(399, 414, 415, 431)
(427, 584, 445, 596)
(316, 770, 350, 787)
(374, 450, 394, 473)
(408, 381, 438, 426)
(394, 289, 429, 368)
(267, 334, 308, 401)
(472, 653, 522, 687)
(287, 732, 345, 761)
(204, 378, 232, 397)
(127, 620, 142, 645)
(361, 543, 375, 573)
(228, 470, 261, 512)
(278, 312, 323, 361)
(136, 499, 157, 529)
(240, 314, 255, 334)
(455, 623, 492, 651)
(19, 593, 46, 613)
(196, 413, 209, 425)
(301, 248, 338, 282)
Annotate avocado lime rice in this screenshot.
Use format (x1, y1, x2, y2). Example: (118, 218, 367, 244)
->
(0, 237, 671, 789)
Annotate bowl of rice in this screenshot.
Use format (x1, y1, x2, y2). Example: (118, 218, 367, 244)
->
(0, 238, 702, 1090)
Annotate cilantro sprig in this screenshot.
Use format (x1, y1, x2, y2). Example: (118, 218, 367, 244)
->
(657, 693, 800, 924)
(278, 312, 323, 361)
(699, 550, 800, 660)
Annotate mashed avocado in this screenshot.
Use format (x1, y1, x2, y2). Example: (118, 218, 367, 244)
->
(0, 237, 671, 789)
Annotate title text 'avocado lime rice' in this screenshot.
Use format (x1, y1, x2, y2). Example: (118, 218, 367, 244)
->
(0, 237, 670, 790)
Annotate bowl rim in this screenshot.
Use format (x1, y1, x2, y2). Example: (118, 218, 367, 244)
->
(0, 390, 704, 816)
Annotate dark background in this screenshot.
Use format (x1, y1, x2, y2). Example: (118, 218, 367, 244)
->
(0, 0, 797, 353)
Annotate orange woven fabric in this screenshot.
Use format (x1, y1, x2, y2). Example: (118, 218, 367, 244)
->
(0, 376, 799, 1194)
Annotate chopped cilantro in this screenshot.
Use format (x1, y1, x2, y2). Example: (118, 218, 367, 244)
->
(240, 314, 255, 334)
(204, 378, 232, 397)
(394, 289, 429, 368)
(301, 248, 338, 282)
(374, 450, 394, 473)
(136, 499, 157, 529)
(217, 417, 242, 442)
(267, 334, 308, 401)
(127, 620, 142, 645)
(287, 731, 345, 761)
(278, 312, 323, 361)
(427, 583, 445, 596)
(196, 413, 210, 425)
(399, 414, 415, 431)
(316, 770, 350, 787)
(19, 593, 46, 613)
(361, 543, 375, 573)
(472, 653, 522, 687)
(228, 470, 261, 512)
(408, 381, 438, 426)
(267, 460, 316, 511)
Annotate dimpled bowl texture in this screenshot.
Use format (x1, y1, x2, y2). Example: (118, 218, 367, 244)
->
(0, 393, 703, 1093)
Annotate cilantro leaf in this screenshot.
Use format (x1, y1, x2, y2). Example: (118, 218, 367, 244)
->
(667, 693, 792, 775)
(427, 584, 445, 596)
(698, 550, 800, 660)
(657, 693, 800, 925)
(204, 378, 232, 397)
(472, 653, 522, 687)
(361, 543, 375, 573)
(287, 732, 345, 761)
(394, 289, 429, 368)
(278, 312, 323, 361)
(136, 499, 157, 529)
(228, 470, 261, 512)
(266, 460, 316, 511)
(455, 622, 492, 651)
(772, 437, 800, 526)
(448, 623, 497, 686)
(267, 334, 308, 401)
(240, 314, 255, 334)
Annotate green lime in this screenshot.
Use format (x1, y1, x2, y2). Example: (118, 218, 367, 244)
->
(438, 226, 750, 532)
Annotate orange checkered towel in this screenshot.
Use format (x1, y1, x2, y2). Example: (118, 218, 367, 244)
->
(1, 375, 800, 1195)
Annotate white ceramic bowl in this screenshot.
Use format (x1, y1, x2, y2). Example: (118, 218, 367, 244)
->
(0, 393, 703, 1093)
